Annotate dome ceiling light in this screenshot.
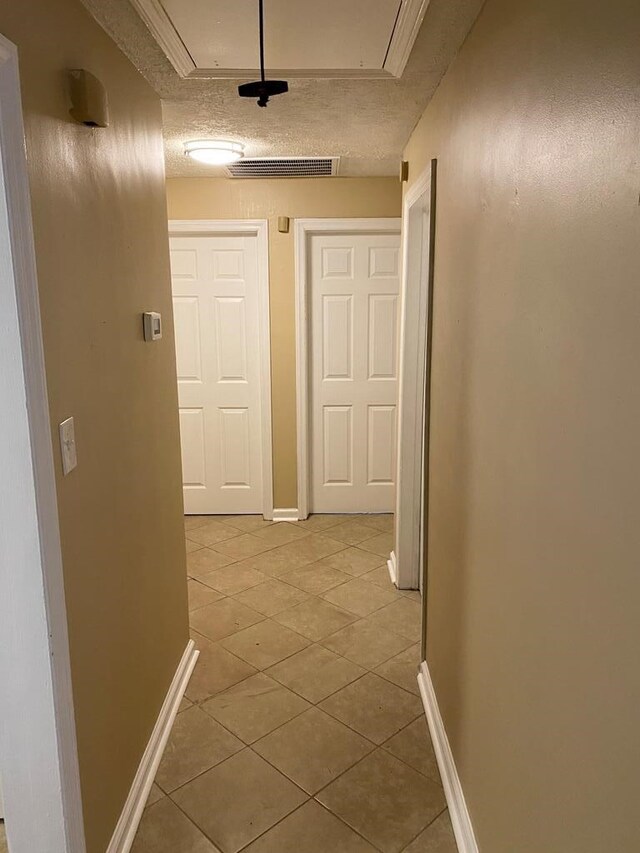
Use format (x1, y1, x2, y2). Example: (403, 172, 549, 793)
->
(184, 139, 244, 165)
(238, 0, 288, 108)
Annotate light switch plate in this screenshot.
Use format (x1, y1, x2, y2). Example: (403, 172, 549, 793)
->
(59, 417, 77, 476)
(143, 311, 162, 341)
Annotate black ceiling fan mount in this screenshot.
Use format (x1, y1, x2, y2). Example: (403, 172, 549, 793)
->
(238, 0, 288, 107)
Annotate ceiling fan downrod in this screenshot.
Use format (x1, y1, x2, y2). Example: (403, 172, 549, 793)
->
(238, 0, 288, 107)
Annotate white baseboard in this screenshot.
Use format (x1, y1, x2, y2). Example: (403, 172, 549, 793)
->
(272, 508, 300, 522)
(387, 550, 398, 586)
(417, 661, 478, 853)
(106, 640, 199, 853)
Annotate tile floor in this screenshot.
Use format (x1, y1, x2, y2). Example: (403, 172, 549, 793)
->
(132, 514, 457, 853)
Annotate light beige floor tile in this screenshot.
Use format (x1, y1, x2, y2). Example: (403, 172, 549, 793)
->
(273, 598, 357, 641)
(187, 548, 236, 578)
(265, 644, 365, 703)
(322, 578, 398, 616)
(132, 797, 220, 853)
(280, 562, 351, 595)
(366, 598, 423, 641)
(356, 532, 394, 557)
(178, 696, 193, 712)
(184, 515, 211, 532)
(187, 519, 242, 547)
(382, 717, 440, 782)
(253, 523, 310, 546)
(320, 673, 422, 744)
(403, 810, 457, 852)
(218, 515, 275, 533)
(242, 800, 378, 853)
(145, 783, 164, 808)
(233, 578, 310, 616)
(185, 635, 257, 703)
(198, 564, 266, 596)
(212, 533, 276, 560)
(185, 538, 204, 554)
(274, 534, 347, 563)
(324, 520, 383, 545)
(202, 673, 310, 743)
(293, 514, 352, 532)
(403, 589, 422, 601)
(155, 706, 242, 792)
(320, 547, 386, 577)
(253, 707, 373, 794)
(172, 749, 307, 853)
(188, 579, 225, 612)
(361, 564, 396, 589)
(189, 598, 264, 643)
(317, 749, 445, 853)
(220, 619, 310, 669)
(237, 546, 316, 578)
(358, 514, 394, 533)
(320, 617, 413, 669)
(375, 643, 421, 695)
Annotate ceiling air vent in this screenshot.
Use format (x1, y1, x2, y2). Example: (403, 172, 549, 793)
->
(226, 157, 339, 178)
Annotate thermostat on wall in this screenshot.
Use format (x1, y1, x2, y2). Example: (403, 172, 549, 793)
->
(143, 312, 162, 341)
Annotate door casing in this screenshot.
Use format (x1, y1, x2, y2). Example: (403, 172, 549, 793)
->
(0, 32, 86, 853)
(392, 164, 436, 591)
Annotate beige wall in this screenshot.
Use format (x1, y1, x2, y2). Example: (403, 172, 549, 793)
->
(405, 0, 640, 849)
(0, 1, 188, 850)
(166, 177, 402, 508)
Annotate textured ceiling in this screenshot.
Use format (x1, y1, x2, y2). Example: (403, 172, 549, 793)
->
(81, 0, 485, 177)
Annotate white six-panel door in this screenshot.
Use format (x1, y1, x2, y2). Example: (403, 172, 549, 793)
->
(310, 232, 401, 512)
(170, 233, 264, 514)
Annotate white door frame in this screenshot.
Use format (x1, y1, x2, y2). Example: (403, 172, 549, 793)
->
(0, 34, 86, 852)
(294, 218, 402, 520)
(168, 220, 274, 520)
(392, 165, 435, 589)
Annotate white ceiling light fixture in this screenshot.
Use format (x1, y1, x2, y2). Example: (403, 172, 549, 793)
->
(184, 139, 244, 165)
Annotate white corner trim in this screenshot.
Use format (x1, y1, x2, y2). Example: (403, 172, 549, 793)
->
(394, 165, 432, 591)
(417, 661, 479, 853)
(129, 0, 195, 77)
(272, 508, 300, 522)
(384, 0, 432, 77)
(106, 640, 199, 853)
(294, 218, 402, 520)
(387, 551, 398, 586)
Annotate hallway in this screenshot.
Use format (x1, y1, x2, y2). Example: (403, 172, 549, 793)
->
(133, 514, 455, 853)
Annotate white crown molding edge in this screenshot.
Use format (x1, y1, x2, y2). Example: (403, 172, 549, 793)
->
(384, 0, 432, 78)
(129, 0, 195, 77)
(106, 640, 199, 853)
(417, 661, 479, 853)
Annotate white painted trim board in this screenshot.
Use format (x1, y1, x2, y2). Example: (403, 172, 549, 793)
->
(417, 661, 479, 853)
(106, 640, 199, 853)
(168, 219, 274, 520)
(294, 217, 402, 521)
(272, 508, 300, 522)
